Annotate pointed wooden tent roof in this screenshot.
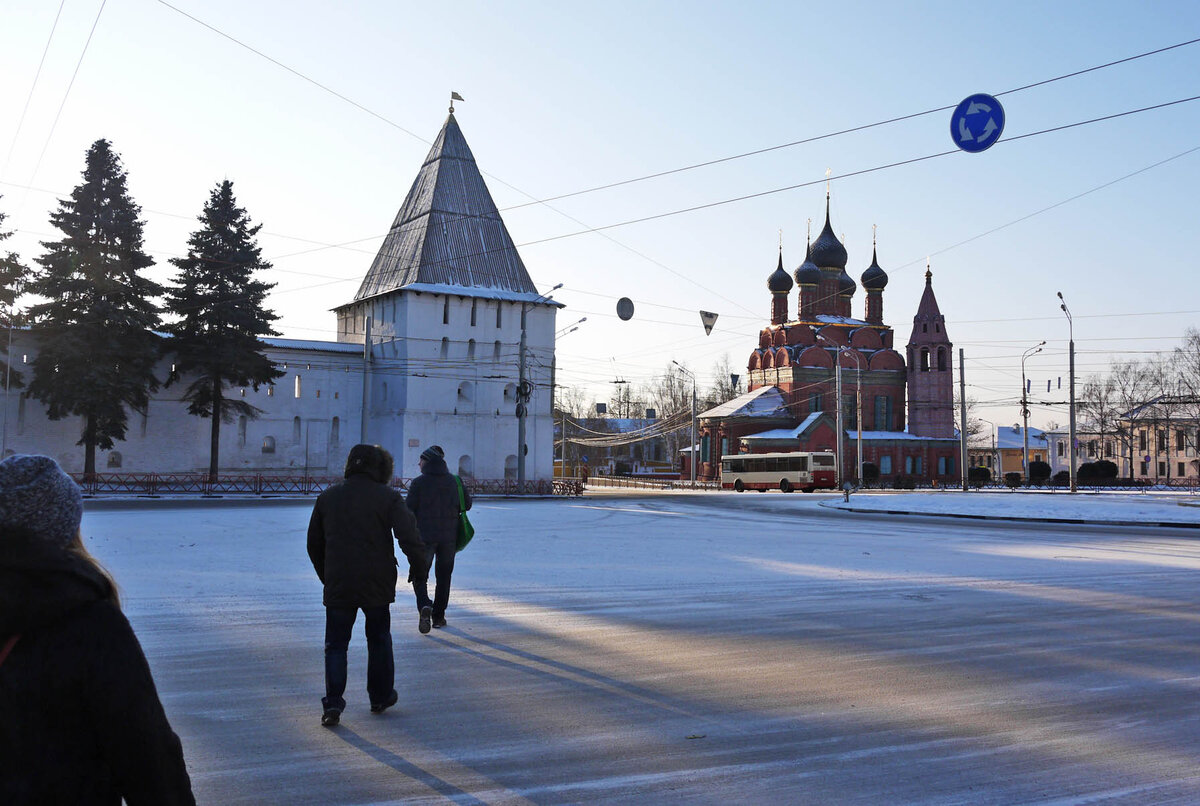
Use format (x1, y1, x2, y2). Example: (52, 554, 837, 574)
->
(352, 113, 538, 301)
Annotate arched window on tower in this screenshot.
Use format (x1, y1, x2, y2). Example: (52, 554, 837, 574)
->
(920, 348, 930, 372)
(937, 347, 947, 371)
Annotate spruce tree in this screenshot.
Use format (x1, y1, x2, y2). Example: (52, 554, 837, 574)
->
(0, 198, 28, 389)
(163, 180, 282, 479)
(27, 140, 162, 475)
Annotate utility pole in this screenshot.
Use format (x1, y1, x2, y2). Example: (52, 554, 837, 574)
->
(1021, 341, 1044, 484)
(834, 358, 843, 488)
(1058, 292, 1077, 493)
(360, 315, 372, 443)
(672, 361, 697, 488)
(518, 284, 561, 491)
(959, 348, 968, 491)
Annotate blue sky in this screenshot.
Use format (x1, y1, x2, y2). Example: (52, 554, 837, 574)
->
(1, 0, 1198, 432)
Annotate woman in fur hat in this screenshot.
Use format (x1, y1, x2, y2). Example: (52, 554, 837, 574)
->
(0, 454, 194, 805)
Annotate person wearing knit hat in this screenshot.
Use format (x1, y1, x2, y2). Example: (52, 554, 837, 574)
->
(0, 454, 195, 804)
(407, 445, 471, 631)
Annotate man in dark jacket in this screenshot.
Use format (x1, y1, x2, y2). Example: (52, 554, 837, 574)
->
(0, 454, 195, 805)
(307, 444, 423, 727)
(406, 445, 471, 632)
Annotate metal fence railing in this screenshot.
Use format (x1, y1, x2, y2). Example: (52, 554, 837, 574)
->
(585, 475, 722, 491)
(70, 473, 585, 498)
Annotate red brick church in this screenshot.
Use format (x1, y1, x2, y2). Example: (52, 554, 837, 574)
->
(693, 196, 959, 485)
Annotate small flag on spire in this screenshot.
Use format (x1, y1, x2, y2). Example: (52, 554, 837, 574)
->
(450, 91, 464, 113)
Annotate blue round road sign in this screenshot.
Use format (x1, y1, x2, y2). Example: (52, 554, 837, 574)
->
(951, 93, 1005, 153)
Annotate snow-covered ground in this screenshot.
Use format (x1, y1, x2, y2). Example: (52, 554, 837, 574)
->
(80, 493, 1200, 804)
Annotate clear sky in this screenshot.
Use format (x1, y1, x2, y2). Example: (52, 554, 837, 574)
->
(2, 0, 1198, 435)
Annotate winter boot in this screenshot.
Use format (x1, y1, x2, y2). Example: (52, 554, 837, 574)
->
(418, 605, 432, 635)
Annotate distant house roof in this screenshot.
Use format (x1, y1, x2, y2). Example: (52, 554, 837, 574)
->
(351, 113, 538, 303)
(699, 386, 788, 420)
(993, 425, 1048, 450)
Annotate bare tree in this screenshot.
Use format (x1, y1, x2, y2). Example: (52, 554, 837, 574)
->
(1108, 359, 1154, 477)
(702, 353, 740, 410)
(953, 392, 985, 442)
(641, 363, 694, 464)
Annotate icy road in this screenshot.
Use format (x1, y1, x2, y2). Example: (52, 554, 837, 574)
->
(83, 492, 1200, 804)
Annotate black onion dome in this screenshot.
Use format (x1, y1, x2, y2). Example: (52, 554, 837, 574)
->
(861, 246, 889, 290)
(793, 242, 821, 285)
(837, 269, 856, 296)
(809, 202, 848, 269)
(768, 251, 793, 293)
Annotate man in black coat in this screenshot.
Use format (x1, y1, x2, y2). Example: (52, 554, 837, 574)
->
(406, 445, 471, 631)
(0, 454, 195, 805)
(307, 444, 424, 727)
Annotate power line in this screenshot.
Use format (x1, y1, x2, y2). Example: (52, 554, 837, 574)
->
(498, 36, 1200, 211)
(23, 0, 107, 202)
(0, 0, 67, 182)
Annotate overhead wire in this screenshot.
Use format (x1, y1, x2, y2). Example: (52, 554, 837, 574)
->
(0, 0, 67, 182)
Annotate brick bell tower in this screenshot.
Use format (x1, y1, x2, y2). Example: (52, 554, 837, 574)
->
(906, 264, 955, 438)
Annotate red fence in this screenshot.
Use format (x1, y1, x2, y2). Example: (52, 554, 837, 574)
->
(69, 473, 585, 498)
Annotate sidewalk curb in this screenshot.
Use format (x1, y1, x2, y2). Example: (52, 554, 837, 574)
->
(819, 500, 1200, 529)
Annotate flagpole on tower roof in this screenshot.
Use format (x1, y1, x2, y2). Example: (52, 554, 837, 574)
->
(450, 91, 464, 113)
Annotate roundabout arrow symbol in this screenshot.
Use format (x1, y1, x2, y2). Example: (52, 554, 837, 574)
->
(978, 117, 999, 142)
(967, 100, 992, 114)
(958, 118, 974, 142)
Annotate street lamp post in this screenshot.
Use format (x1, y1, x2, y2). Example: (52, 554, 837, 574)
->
(672, 361, 697, 489)
(975, 417, 999, 486)
(518, 283, 562, 491)
(1057, 292, 1077, 493)
(1021, 341, 1045, 484)
(816, 335, 862, 487)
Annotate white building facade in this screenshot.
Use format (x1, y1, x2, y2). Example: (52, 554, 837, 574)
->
(2, 112, 557, 481)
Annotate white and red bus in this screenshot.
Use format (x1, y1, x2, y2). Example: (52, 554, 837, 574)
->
(720, 451, 838, 492)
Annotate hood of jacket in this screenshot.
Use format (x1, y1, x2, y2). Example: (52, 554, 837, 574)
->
(0, 528, 114, 637)
(421, 456, 450, 476)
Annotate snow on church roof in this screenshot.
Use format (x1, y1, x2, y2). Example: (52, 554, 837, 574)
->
(352, 113, 538, 302)
(699, 386, 788, 420)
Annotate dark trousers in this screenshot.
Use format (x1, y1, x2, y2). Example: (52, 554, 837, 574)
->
(412, 539, 456, 617)
(322, 604, 393, 712)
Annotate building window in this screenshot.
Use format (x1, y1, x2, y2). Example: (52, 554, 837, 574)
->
(496, 304, 503, 328)
(262, 436, 276, 454)
(468, 339, 476, 360)
(294, 375, 302, 398)
(440, 338, 449, 359)
(809, 392, 822, 414)
(1138, 431, 1147, 451)
(238, 416, 247, 447)
(458, 381, 473, 402)
(494, 340, 501, 360)
(1157, 431, 1167, 451)
(443, 297, 450, 325)
(1105, 441, 1113, 457)
(1178, 430, 1187, 452)
(880, 455, 892, 474)
(1158, 461, 1167, 476)
(106, 451, 122, 469)
(1140, 461, 1148, 476)
(915, 456, 923, 475)
(504, 454, 517, 480)
(1179, 462, 1186, 476)
(904, 456, 913, 474)
(720, 437, 728, 457)
(293, 417, 302, 443)
(937, 348, 946, 371)
(471, 299, 477, 326)
(920, 348, 930, 372)
(1087, 440, 1096, 458)
(938, 457, 946, 475)
(1057, 441, 1064, 457)
(331, 417, 340, 445)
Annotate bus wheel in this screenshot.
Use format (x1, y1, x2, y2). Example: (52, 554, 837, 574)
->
(780, 479, 792, 493)
(734, 479, 745, 492)
(802, 487, 814, 493)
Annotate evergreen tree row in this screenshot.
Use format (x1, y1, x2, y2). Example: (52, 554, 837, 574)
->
(1, 138, 283, 476)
